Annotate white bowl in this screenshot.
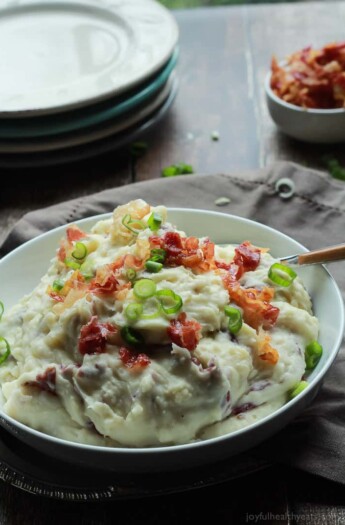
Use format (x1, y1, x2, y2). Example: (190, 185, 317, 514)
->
(265, 71, 345, 143)
(0, 209, 343, 472)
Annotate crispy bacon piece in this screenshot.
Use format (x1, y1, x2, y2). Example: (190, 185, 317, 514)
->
(149, 233, 215, 272)
(223, 280, 279, 331)
(234, 242, 261, 272)
(257, 331, 279, 365)
(66, 225, 87, 242)
(168, 312, 202, 351)
(78, 316, 117, 355)
(90, 268, 119, 295)
(119, 347, 150, 369)
(25, 366, 56, 394)
(271, 42, 345, 108)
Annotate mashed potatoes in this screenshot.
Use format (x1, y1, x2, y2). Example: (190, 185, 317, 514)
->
(0, 200, 319, 447)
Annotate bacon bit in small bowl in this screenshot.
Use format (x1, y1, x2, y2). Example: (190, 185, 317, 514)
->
(270, 42, 345, 109)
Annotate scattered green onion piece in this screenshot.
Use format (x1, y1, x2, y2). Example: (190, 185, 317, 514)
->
(121, 326, 144, 346)
(122, 214, 147, 235)
(147, 212, 163, 232)
(305, 341, 323, 370)
(161, 163, 194, 177)
(145, 260, 163, 273)
(126, 268, 137, 282)
(72, 242, 88, 260)
(52, 279, 64, 292)
(141, 297, 162, 320)
(0, 301, 4, 322)
(224, 306, 242, 335)
(80, 260, 95, 280)
(156, 289, 183, 315)
(0, 337, 11, 365)
(133, 279, 156, 299)
(289, 380, 308, 399)
(64, 258, 81, 270)
(150, 249, 166, 264)
(268, 263, 297, 287)
(125, 303, 143, 322)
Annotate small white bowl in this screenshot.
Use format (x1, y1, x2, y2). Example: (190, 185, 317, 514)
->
(0, 209, 343, 473)
(265, 71, 345, 143)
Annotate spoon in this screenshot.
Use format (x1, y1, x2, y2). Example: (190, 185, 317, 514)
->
(280, 243, 345, 266)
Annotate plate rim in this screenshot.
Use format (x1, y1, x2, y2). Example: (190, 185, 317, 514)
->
(0, 0, 179, 117)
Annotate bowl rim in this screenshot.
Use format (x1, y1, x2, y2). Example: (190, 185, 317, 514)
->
(265, 68, 345, 115)
(0, 207, 344, 456)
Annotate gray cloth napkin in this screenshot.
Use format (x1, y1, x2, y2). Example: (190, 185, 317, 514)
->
(1, 161, 345, 484)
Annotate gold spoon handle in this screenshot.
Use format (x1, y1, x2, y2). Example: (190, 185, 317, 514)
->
(281, 244, 345, 266)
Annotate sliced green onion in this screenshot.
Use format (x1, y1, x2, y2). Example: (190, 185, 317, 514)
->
(126, 268, 137, 282)
(52, 279, 64, 292)
(0, 337, 11, 365)
(305, 341, 323, 370)
(145, 260, 163, 273)
(161, 163, 194, 178)
(0, 301, 4, 322)
(122, 214, 147, 235)
(125, 303, 143, 322)
(156, 289, 183, 315)
(121, 326, 144, 346)
(72, 242, 88, 260)
(141, 297, 162, 320)
(150, 249, 166, 264)
(289, 380, 308, 399)
(224, 306, 242, 335)
(147, 212, 163, 232)
(133, 279, 156, 299)
(268, 263, 297, 287)
(64, 258, 81, 270)
(80, 260, 95, 280)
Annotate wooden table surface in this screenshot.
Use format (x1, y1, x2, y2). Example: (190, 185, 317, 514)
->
(1, 2, 345, 523)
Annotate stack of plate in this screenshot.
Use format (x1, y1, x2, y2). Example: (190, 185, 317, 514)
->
(0, 0, 179, 167)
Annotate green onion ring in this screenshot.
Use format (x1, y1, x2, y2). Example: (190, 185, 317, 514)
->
(156, 289, 183, 315)
(72, 242, 88, 260)
(121, 326, 144, 346)
(64, 258, 81, 270)
(147, 212, 163, 232)
(141, 297, 162, 320)
(305, 341, 323, 370)
(133, 279, 156, 299)
(150, 249, 166, 264)
(52, 279, 64, 292)
(289, 380, 308, 399)
(145, 260, 163, 273)
(0, 301, 4, 322)
(122, 214, 147, 235)
(125, 303, 143, 322)
(268, 263, 297, 287)
(0, 337, 11, 365)
(224, 306, 242, 335)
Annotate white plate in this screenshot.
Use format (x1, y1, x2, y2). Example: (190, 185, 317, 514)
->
(0, 74, 176, 153)
(0, 0, 178, 117)
(0, 209, 343, 473)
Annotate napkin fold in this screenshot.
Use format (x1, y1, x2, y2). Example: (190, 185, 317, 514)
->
(1, 161, 345, 484)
